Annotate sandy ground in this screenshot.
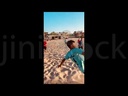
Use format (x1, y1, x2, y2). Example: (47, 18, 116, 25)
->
(44, 38, 84, 84)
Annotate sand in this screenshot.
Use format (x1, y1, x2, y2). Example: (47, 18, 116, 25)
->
(44, 38, 84, 84)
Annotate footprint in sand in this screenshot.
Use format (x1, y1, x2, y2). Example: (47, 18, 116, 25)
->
(49, 74, 55, 79)
(61, 68, 71, 75)
(67, 71, 76, 80)
(63, 74, 66, 78)
(69, 62, 73, 66)
(45, 65, 51, 69)
(73, 64, 77, 68)
(71, 71, 76, 76)
(55, 73, 59, 77)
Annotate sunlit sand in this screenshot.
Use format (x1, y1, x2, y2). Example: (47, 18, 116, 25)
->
(44, 38, 84, 84)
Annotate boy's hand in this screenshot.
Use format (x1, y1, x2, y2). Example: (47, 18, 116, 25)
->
(58, 64, 61, 68)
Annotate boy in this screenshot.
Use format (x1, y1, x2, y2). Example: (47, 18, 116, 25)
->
(44, 40, 47, 50)
(58, 40, 85, 74)
(79, 37, 83, 49)
(78, 38, 80, 48)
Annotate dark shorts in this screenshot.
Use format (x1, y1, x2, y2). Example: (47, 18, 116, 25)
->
(79, 46, 83, 49)
(44, 46, 47, 50)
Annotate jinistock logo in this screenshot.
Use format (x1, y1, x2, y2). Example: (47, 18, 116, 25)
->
(0, 34, 127, 66)
(86, 34, 126, 60)
(0, 35, 42, 66)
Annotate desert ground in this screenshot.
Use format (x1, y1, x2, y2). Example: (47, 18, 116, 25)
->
(44, 38, 84, 84)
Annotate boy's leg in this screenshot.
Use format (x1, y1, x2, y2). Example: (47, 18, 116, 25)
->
(77, 61, 84, 73)
(80, 61, 84, 73)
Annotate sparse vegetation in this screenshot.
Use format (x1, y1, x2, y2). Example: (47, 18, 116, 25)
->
(44, 30, 84, 39)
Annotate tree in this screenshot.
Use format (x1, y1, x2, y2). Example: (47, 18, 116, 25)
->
(74, 31, 77, 37)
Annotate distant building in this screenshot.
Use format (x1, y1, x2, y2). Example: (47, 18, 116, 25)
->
(73, 31, 84, 38)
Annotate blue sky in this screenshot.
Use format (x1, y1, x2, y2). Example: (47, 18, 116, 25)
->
(44, 12, 84, 33)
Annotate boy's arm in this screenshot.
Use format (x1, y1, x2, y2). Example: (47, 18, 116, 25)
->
(58, 52, 70, 68)
(76, 49, 84, 56)
(58, 58, 66, 68)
